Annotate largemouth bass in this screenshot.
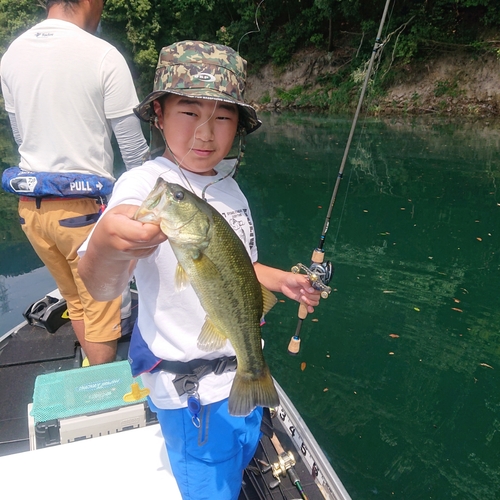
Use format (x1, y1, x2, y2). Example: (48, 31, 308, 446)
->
(134, 178, 279, 416)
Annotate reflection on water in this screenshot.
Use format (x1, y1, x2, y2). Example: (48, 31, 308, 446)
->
(241, 113, 500, 499)
(0, 267, 55, 334)
(1, 113, 500, 498)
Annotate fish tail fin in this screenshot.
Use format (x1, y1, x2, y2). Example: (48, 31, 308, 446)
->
(228, 365, 280, 417)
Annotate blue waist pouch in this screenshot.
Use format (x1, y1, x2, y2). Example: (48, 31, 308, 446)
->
(2, 166, 113, 198)
(128, 321, 162, 377)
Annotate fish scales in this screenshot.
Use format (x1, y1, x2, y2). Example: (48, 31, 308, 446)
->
(134, 178, 279, 416)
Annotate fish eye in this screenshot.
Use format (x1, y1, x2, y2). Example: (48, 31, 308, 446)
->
(174, 190, 185, 201)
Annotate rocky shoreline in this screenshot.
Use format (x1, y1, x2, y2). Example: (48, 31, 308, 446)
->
(245, 49, 500, 119)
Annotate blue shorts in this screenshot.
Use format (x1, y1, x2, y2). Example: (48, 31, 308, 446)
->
(149, 398, 263, 500)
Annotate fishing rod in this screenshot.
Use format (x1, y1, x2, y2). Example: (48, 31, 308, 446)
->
(268, 432, 308, 500)
(288, 0, 393, 355)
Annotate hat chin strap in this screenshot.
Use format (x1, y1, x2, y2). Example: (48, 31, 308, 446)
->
(201, 131, 246, 200)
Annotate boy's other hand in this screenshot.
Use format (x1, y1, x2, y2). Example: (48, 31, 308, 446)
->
(280, 272, 321, 314)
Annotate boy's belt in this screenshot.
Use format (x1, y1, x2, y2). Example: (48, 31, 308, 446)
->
(152, 356, 238, 396)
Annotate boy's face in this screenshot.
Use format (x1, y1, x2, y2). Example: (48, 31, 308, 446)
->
(153, 94, 239, 176)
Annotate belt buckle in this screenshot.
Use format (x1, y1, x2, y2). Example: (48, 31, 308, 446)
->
(214, 356, 237, 375)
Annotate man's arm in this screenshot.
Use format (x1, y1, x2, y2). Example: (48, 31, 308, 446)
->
(7, 112, 22, 146)
(78, 204, 167, 301)
(111, 114, 149, 169)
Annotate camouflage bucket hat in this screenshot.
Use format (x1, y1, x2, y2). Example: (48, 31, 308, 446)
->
(134, 40, 261, 134)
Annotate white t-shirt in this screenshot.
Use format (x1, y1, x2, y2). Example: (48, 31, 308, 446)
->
(94, 157, 259, 409)
(0, 19, 140, 181)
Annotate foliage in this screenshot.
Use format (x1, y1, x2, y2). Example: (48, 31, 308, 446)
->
(0, 0, 44, 56)
(433, 79, 463, 98)
(0, 0, 498, 101)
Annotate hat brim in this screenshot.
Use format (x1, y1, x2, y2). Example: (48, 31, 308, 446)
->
(134, 89, 261, 135)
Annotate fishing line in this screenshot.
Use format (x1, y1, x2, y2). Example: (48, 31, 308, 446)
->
(237, 0, 265, 54)
(288, 0, 393, 355)
(329, 3, 395, 253)
(174, 100, 218, 195)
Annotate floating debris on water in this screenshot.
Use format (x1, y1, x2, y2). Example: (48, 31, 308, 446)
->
(480, 363, 493, 369)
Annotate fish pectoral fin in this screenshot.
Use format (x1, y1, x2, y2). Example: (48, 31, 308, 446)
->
(193, 253, 219, 279)
(174, 263, 190, 291)
(261, 285, 278, 316)
(197, 317, 227, 352)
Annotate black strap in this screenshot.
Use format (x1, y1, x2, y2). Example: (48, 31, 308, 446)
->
(152, 356, 237, 396)
(260, 407, 274, 438)
(33, 195, 107, 210)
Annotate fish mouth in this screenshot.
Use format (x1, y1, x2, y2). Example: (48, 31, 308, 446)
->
(134, 199, 164, 223)
(135, 187, 197, 233)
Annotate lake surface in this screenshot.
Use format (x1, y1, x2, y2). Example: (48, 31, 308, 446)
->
(1, 112, 500, 498)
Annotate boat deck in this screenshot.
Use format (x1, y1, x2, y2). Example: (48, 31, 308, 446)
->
(0, 293, 349, 500)
(0, 321, 82, 456)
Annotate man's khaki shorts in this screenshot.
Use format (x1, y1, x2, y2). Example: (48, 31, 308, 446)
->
(19, 197, 122, 343)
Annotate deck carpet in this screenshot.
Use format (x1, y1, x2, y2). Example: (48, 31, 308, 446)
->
(0, 359, 80, 456)
(0, 321, 76, 367)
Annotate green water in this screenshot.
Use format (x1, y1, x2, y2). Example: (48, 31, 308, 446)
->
(242, 113, 500, 499)
(1, 113, 500, 498)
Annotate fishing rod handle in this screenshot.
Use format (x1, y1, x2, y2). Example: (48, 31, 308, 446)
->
(288, 306, 306, 355)
(270, 433, 285, 454)
(311, 249, 325, 264)
(289, 248, 334, 354)
(295, 249, 323, 327)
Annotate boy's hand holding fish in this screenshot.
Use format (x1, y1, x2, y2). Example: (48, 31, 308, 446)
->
(79, 204, 167, 301)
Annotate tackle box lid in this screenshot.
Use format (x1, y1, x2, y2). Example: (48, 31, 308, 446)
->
(30, 360, 148, 424)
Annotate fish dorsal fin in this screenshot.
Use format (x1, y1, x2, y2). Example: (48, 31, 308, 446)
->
(261, 285, 278, 316)
(174, 263, 189, 292)
(197, 316, 227, 352)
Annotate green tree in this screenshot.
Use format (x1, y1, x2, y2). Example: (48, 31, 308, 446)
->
(0, 0, 44, 56)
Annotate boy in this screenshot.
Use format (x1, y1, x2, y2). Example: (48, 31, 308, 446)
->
(78, 40, 320, 499)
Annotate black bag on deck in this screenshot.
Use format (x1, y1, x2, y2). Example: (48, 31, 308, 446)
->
(23, 295, 70, 334)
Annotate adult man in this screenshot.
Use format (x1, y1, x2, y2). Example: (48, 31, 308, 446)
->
(0, 0, 148, 364)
